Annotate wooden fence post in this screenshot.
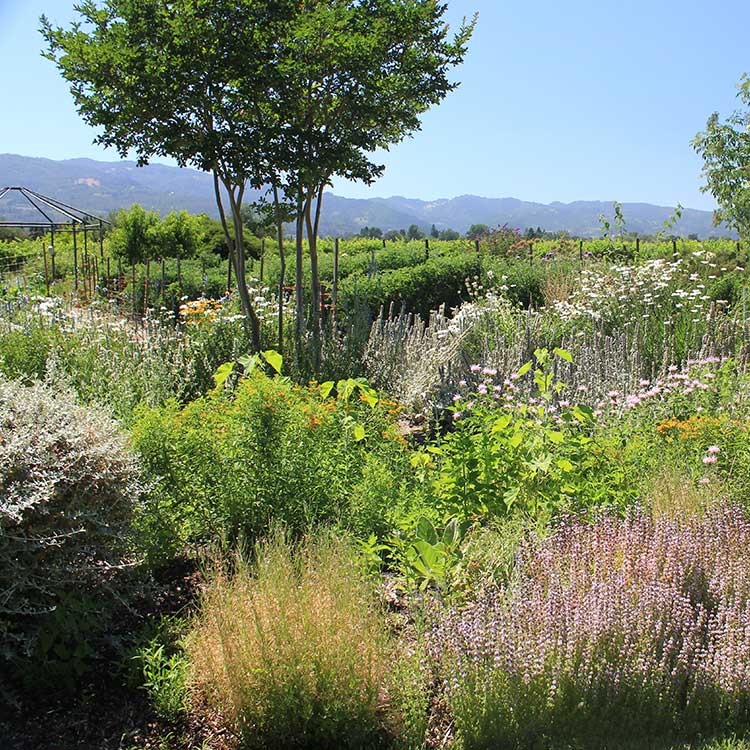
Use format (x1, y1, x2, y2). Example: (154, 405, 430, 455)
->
(333, 237, 340, 322)
(42, 240, 49, 296)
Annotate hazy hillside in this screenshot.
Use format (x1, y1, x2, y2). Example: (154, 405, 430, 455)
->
(0, 154, 730, 238)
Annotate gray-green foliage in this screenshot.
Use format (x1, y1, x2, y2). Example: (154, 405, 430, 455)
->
(0, 377, 141, 668)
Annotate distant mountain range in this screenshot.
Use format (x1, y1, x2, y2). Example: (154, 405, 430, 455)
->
(0, 154, 732, 238)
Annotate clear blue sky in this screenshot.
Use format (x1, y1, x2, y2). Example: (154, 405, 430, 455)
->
(1, 0, 748, 211)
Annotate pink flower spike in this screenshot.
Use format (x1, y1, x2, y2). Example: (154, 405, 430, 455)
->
(707, 445, 720, 454)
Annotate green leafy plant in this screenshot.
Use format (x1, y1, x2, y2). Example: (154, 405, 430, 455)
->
(134, 641, 189, 722)
(391, 516, 471, 591)
(426, 349, 635, 524)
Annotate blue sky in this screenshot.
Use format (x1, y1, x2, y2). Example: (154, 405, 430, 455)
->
(1, 0, 748, 211)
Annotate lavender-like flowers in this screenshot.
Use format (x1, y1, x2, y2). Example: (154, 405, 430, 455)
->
(429, 507, 750, 748)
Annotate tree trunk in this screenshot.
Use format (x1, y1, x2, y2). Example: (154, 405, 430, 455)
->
(212, 171, 262, 351)
(295, 191, 305, 342)
(305, 183, 326, 373)
(273, 183, 286, 355)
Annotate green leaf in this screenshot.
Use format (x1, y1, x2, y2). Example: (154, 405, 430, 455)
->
(553, 347, 573, 363)
(572, 404, 595, 423)
(337, 379, 354, 401)
(503, 486, 519, 511)
(360, 387, 379, 409)
(213, 362, 234, 388)
(238, 354, 258, 374)
(319, 381, 335, 399)
(509, 432, 523, 449)
(546, 430, 565, 445)
(261, 349, 283, 375)
(416, 517, 438, 545)
(556, 459, 575, 473)
(353, 423, 366, 442)
(491, 414, 512, 434)
(516, 361, 532, 377)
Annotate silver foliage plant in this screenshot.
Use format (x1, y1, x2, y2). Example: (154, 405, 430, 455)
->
(0, 377, 142, 657)
(364, 290, 750, 413)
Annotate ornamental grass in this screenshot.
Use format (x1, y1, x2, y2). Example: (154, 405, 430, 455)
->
(185, 533, 398, 750)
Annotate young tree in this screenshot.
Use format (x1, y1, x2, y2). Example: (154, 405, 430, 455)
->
(109, 204, 160, 266)
(693, 74, 750, 240)
(407, 224, 425, 241)
(439, 228, 460, 240)
(270, 0, 476, 357)
(41, 0, 300, 351)
(156, 211, 197, 261)
(466, 223, 490, 240)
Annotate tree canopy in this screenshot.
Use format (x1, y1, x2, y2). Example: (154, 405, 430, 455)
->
(693, 74, 750, 240)
(42, 0, 475, 358)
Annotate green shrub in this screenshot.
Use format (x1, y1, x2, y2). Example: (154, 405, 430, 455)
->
(131, 370, 414, 562)
(423, 351, 637, 526)
(340, 254, 483, 319)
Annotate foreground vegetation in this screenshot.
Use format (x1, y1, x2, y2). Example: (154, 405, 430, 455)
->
(4, 229, 750, 749)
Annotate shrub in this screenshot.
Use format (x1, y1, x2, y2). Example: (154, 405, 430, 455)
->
(340, 254, 483, 319)
(429, 507, 750, 749)
(185, 533, 402, 750)
(426, 349, 637, 524)
(0, 377, 141, 690)
(131, 370, 414, 562)
(0, 298, 259, 421)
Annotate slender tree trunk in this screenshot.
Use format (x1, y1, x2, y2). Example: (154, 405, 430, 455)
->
(273, 183, 286, 355)
(212, 170, 262, 351)
(295, 191, 305, 342)
(305, 183, 326, 373)
(304, 192, 320, 335)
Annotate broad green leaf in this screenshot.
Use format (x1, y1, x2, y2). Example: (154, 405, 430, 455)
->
(353, 423, 366, 442)
(261, 349, 283, 374)
(491, 414, 512, 434)
(516, 361, 532, 377)
(238, 354, 258, 374)
(572, 404, 595, 423)
(319, 381, 335, 399)
(556, 459, 575, 473)
(360, 387, 379, 409)
(416, 517, 438, 545)
(509, 432, 523, 449)
(553, 347, 573, 363)
(546, 430, 565, 445)
(503, 486, 519, 511)
(213, 362, 234, 388)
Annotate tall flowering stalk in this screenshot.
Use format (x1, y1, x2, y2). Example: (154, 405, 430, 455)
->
(429, 507, 750, 748)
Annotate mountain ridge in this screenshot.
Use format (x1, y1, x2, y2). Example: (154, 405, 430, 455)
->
(0, 154, 732, 238)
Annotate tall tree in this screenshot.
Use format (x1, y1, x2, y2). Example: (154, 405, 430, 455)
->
(41, 0, 300, 350)
(693, 74, 750, 240)
(270, 0, 476, 358)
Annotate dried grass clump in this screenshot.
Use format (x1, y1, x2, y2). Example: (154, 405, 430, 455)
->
(186, 533, 398, 750)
